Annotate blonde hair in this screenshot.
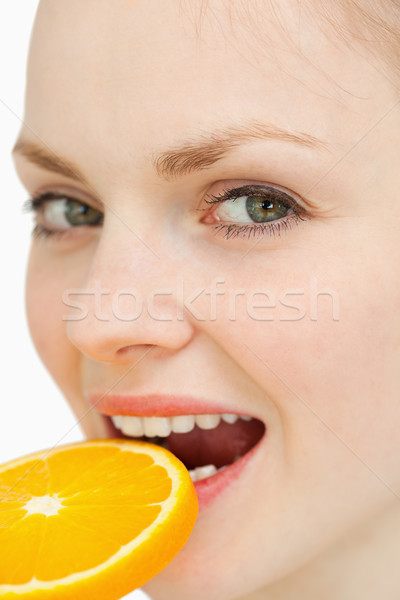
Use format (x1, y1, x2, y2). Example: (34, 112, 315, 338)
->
(187, 0, 400, 87)
(314, 0, 400, 85)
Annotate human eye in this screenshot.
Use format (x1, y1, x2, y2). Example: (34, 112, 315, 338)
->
(201, 183, 307, 240)
(25, 191, 104, 240)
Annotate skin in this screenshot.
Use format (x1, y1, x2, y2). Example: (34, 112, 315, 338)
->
(13, 0, 400, 598)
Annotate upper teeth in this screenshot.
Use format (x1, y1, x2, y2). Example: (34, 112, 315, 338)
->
(111, 413, 251, 437)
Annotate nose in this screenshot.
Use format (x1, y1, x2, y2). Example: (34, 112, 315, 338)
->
(65, 224, 195, 362)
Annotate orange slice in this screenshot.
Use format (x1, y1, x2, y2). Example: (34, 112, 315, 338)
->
(0, 439, 198, 599)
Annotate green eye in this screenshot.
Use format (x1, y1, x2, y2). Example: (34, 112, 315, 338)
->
(40, 197, 104, 230)
(63, 199, 103, 226)
(245, 195, 290, 223)
(207, 185, 295, 225)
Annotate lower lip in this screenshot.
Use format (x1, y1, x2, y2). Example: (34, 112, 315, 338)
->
(192, 439, 262, 510)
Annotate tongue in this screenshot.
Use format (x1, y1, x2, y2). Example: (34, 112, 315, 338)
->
(166, 419, 265, 470)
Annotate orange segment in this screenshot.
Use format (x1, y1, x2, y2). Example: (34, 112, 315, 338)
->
(0, 439, 198, 599)
(0, 514, 47, 585)
(46, 445, 120, 493)
(0, 459, 50, 500)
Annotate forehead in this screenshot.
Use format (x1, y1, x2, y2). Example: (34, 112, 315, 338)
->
(23, 0, 388, 173)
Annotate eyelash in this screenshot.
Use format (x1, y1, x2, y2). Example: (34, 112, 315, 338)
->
(203, 184, 306, 240)
(24, 184, 307, 242)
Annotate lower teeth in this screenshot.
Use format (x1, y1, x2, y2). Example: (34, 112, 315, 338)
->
(188, 464, 224, 482)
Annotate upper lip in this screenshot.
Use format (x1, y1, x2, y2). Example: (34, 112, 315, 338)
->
(87, 393, 252, 418)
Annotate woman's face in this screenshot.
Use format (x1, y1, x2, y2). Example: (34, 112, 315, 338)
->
(14, 1, 400, 598)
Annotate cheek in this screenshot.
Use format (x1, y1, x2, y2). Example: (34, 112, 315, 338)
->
(25, 247, 84, 418)
(191, 237, 400, 470)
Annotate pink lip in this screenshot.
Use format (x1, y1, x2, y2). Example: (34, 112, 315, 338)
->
(192, 440, 262, 509)
(87, 393, 244, 417)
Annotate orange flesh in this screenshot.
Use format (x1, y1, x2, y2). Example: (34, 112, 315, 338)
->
(0, 441, 198, 598)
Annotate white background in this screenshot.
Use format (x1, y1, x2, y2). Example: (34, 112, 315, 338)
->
(0, 4, 148, 599)
(0, 3, 83, 465)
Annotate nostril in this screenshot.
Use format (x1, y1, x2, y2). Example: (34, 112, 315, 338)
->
(117, 344, 152, 354)
(116, 344, 159, 359)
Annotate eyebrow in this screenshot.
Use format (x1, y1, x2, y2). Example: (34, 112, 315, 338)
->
(12, 139, 89, 185)
(13, 120, 327, 183)
(154, 120, 328, 180)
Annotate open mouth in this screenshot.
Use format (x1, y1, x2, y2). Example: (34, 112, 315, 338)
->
(110, 413, 266, 482)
